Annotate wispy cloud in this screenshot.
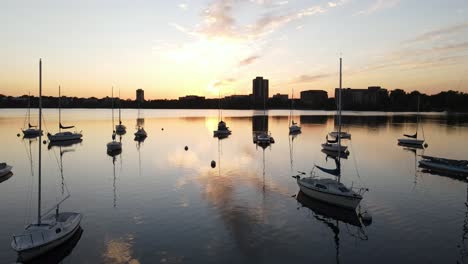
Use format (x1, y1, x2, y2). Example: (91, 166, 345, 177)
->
(290, 73, 332, 84)
(355, 0, 400, 16)
(178, 0, 346, 41)
(404, 22, 468, 43)
(239, 55, 261, 66)
(178, 3, 188, 10)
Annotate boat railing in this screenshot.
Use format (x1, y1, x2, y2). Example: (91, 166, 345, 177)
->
(13, 230, 49, 249)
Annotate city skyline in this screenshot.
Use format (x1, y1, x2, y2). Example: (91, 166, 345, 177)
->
(2, 0, 468, 99)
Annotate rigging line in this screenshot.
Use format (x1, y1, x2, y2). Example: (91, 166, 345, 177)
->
(21, 139, 33, 225)
(349, 140, 366, 189)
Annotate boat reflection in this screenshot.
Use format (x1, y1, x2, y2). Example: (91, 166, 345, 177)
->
(0, 172, 13, 184)
(48, 138, 83, 149)
(21, 227, 83, 264)
(296, 191, 369, 263)
(321, 149, 349, 160)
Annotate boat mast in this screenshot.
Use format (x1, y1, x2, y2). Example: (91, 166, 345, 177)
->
(416, 95, 420, 139)
(290, 89, 293, 125)
(38, 59, 42, 225)
(111, 87, 114, 132)
(337, 57, 342, 180)
(118, 89, 122, 125)
(218, 88, 221, 122)
(58, 85, 62, 132)
(27, 92, 31, 127)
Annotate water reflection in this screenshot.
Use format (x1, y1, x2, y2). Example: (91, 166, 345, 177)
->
(48, 138, 83, 149)
(103, 234, 140, 264)
(296, 191, 369, 264)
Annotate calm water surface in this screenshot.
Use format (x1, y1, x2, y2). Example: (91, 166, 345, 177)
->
(0, 109, 468, 263)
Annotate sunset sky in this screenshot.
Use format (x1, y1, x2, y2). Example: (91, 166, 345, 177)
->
(1, 0, 467, 99)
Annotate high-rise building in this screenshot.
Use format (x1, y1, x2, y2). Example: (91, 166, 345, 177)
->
(136, 89, 144, 104)
(252, 76, 269, 108)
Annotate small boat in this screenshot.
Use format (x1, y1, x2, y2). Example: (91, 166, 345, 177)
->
(107, 87, 122, 153)
(398, 96, 425, 146)
(213, 90, 231, 138)
(214, 120, 231, 137)
(255, 131, 275, 145)
(47, 86, 82, 142)
(295, 177, 363, 209)
(321, 142, 348, 154)
(12, 59, 82, 262)
(419, 155, 468, 176)
(329, 131, 351, 139)
(134, 127, 147, 138)
(22, 93, 42, 137)
(289, 89, 301, 134)
(115, 89, 126, 135)
(0, 162, 13, 177)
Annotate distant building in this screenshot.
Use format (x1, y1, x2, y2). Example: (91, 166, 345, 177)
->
(252, 77, 269, 108)
(300, 90, 328, 108)
(272, 93, 288, 101)
(336, 86, 388, 110)
(178, 95, 205, 101)
(136, 89, 145, 104)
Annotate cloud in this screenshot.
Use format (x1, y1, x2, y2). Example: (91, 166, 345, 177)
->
(291, 73, 332, 83)
(239, 55, 260, 66)
(178, 3, 188, 10)
(404, 22, 468, 43)
(179, 0, 346, 41)
(355, 0, 400, 15)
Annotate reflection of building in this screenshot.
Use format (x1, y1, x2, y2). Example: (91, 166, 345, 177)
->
(300, 115, 327, 124)
(252, 77, 269, 108)
(336, 86, 388, 110)
(252, 115, 268, 132)
(136, 118, 144, 127)
(300, 90, 328, 108)
(136, 89, 144, 103)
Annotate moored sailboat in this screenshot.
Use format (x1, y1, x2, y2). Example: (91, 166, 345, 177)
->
(12, 59, 82, 262)
(214, 89, 231, 138)
(107, 87, 122, 153)
(289, 89, 301, 134)
(115, 89, 126, 135)
(22, 92, 42, 137)
(398, 96, 425, 146)
(47, 86, 82, 142)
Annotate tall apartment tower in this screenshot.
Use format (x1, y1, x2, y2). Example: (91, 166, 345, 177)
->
(136, 89, 145, 104)
(252, 77, 269, 108)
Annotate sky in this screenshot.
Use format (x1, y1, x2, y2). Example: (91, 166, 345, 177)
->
(1, 0, 468, 100)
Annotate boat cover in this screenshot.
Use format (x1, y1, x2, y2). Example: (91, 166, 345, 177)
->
(404, 132, 417, 138)
(60, 123, 75, 129)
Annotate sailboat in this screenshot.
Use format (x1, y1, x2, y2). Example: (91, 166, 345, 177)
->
(134, 104, 147, 139)
(322, 58, 348, 154)
(398, 96, 425, 146)
(295, 58, 365, 210)
(289, 89, 301, 134)
(47, 86, 82, 142)
(12, 59, 82, 262)
(107, 87, 122, 153)
(22, 92, 42, 137)
(115, 89, 126, 135)
(213, 89, 231, 138)
(0, 162, 13, 178)
(255, 93, 275, 146)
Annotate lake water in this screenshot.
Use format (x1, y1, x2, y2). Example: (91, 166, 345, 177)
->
(0, 109, 468, 263)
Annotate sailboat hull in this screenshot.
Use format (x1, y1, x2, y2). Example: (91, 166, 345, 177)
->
(48, 132, 82, 142)
(0, 165, 13, 177)
(329, 131, 351, 139)
(297, 178, 362, 209)
(12, 213, 82, 262)
(321, 143, 348, 153)
(289, 125, 301, 133)
(22, 129, 43, 137)
(397, 138, 424, 146)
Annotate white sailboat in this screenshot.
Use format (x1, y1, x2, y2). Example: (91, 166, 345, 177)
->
(134, 104, 147, 139)
(289, 89, 301, 134)
(213, 89, 231, 138)
(115, 89, 127, 135)
(398, 96, 425, 146)
(322, 58, 349, 154)
(107, 87, 122, 153)
(12, 59, 82, 262)
(0, 162, 13, 178)
(47, 86, 82, 142)
(22, 92, 43, 137)
(255, 92, 274, 146)
(295, 58, 365, 210)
